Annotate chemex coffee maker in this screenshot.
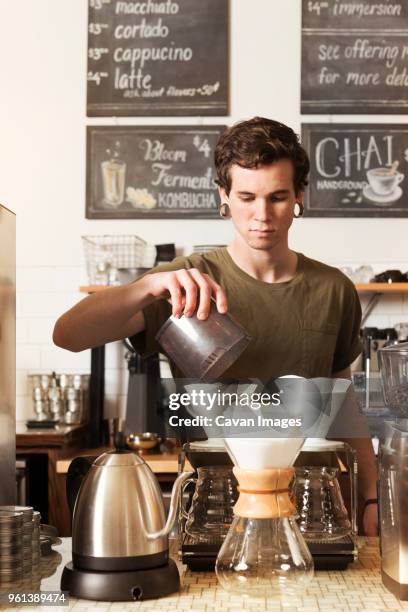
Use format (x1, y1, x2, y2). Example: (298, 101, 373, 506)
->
(179, 437, 358, 573)
(378, 342, 408, 600)
(216, 436, 314, 599)
(61, 433, 192, 601)
(178, 377, 358, 573)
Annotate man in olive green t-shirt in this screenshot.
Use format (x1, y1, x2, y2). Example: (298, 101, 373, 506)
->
(129, 248, 362, 381)
(53, 117, 377, 535)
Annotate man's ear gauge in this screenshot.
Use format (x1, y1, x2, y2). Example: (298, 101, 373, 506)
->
(220, 203, 231, 219)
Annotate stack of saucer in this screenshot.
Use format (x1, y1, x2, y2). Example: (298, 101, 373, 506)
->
(1, 506, 34, 578)
(0, 509, 24, 589)
(32, 511, 41, 570)
(20, 507, 34, 577)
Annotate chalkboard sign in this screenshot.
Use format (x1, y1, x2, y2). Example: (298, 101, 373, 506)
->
(87, 0, 228, 116)
(302, 123, 408, 217)
(301, 0, 408, 114)
(86, 125, 225, 219)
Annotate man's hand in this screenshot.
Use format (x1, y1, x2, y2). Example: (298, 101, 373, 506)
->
(145, 268, 228, 320)
(363, 502, 379, 536)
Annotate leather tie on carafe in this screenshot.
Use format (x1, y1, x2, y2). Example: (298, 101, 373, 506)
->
(232, 467, 295, 519)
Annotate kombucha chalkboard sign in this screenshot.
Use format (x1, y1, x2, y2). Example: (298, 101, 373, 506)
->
(86, 125, 225, 219)
(87, 0, 228, 116)
(302, 123, 408, 217)
(301, 0, 408, 113)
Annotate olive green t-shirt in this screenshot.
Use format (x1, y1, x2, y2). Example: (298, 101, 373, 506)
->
(129, 248, 362, 379)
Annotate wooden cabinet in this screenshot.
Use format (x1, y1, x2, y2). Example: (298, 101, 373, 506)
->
(16, 422, 89, 536)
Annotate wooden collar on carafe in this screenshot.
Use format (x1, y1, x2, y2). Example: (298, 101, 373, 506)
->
(233, 467, 296, 519)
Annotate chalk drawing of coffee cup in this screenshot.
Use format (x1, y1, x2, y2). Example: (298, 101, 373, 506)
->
(366, 167, 404, 197)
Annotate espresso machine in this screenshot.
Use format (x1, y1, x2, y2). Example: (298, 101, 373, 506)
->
(178, 438, 358, 571)
(378, 342, 408, 599)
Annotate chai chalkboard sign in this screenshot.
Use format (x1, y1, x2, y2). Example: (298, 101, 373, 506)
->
(301, 0, 408, 114)
(87, 0, 228, 116)
(302, 124, 408, 217)
(86, 125, 225, 219)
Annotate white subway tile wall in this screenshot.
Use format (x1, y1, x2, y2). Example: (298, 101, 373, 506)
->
(15, 263, 408, 422)
(16, 265, 91, 421)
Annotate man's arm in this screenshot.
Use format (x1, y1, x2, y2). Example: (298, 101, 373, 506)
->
(332, 366, 378, 536)
(53, 278, 149, 352)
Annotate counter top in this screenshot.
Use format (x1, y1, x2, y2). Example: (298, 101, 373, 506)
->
(5, 537, 408, 611)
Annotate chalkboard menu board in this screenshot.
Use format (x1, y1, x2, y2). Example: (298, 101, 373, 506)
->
(87, 0, 228, 116)
(301, 0, 408, 113)
(302, 124, 408, 217)
(86, 125, 225, 219)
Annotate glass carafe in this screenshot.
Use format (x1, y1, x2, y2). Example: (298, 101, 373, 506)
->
(215, 467, 314, 599)
(182, 466, 238, 543)
(294, 466, 351, 541)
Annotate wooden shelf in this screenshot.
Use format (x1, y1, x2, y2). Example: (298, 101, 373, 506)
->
(80, 285, 113, 293)
(355, 283, 408, 293)
(81, 283, 408, 295)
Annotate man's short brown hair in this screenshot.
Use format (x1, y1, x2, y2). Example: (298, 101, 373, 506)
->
(214, 117, 309, 195)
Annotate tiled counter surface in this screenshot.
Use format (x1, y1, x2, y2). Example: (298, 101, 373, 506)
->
(3, 537, 408, 611)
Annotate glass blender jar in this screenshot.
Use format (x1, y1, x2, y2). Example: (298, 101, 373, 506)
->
(378, 342, 408, 417)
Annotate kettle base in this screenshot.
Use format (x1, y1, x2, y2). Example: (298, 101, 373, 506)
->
(61, 559, 180, 601)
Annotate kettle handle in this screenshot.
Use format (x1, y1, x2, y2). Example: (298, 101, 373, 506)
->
(66, 456, 98, 517)
(145, 471, 194, 540)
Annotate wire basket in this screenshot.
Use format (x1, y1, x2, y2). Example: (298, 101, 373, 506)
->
(82, 235, 157, 285)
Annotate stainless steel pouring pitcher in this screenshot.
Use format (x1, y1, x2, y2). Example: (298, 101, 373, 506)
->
(66, 448, 192, 571)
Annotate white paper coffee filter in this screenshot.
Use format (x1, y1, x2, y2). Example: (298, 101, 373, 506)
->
(307, 377, 351, 438)
(182, 381, 261, 438)
(276, 376, 351, 439)
(183, 382, 239, 415)
(223, 437, 305, 469)
(182, 382, 238, 438)
(276, 376, 325, 435)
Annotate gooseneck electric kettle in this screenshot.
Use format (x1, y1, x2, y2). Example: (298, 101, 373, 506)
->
(61, 435, 192, 601)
